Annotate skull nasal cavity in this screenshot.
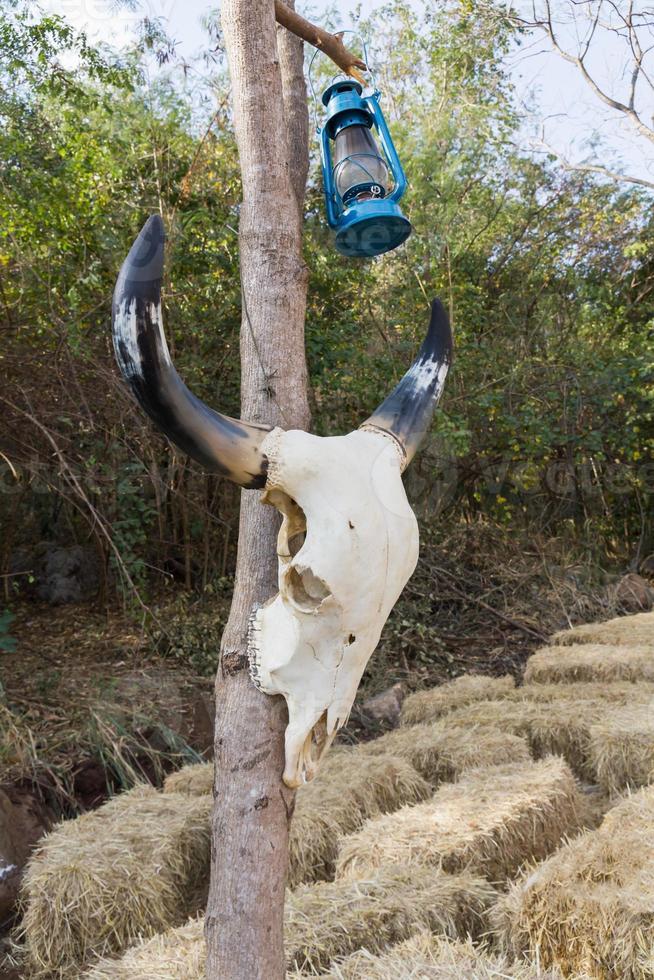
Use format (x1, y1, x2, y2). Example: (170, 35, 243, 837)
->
(287, 565, 331, 611)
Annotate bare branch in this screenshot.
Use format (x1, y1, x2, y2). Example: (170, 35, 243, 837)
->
(508, 0, 654, 144)
(273, 0, 367, 82)
(557, 158, 654, 189)
(532, 134, 654, 189)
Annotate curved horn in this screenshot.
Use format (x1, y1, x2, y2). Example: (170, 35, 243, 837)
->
(361, 298, 453, 468)
(112, 215, 270, 489)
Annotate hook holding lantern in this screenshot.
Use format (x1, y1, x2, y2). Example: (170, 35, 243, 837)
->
(317, 60, 412, 258)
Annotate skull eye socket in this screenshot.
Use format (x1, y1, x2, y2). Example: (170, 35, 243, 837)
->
(287, 564, 331, 612)
(288, 532, 306, 557)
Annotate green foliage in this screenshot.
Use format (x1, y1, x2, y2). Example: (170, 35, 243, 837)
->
(1, 0, 652, 601)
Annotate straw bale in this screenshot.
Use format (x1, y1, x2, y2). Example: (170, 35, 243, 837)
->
(524, 643, 654, 685)
(163, 762, 213, 796)
(443, 691, 654, 781)
(400, 674, 516, 725)
(19, 786, 212, 979)
(286, 866, 495, 973)
(83, 867, 496, 979)
(22, 752, 429, 978)
(358, 721, 530, 785)
(512, 680, 654, 705)
(589, 702, 654, 795)
(494, 786, 654, 979)
(288, 753, 430, 886)
(165, 752, 433, 889)
(336, 758, 582, 884)
(82, 916, 205, 980)
(440, 699, 598, 779)
(313, 932, 578, 979)
(551, 610, 654, 648)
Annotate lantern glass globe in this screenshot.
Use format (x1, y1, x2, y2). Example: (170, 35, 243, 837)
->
(333, 125, 391, 202)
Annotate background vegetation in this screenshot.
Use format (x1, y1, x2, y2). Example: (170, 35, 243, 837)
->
(1, 0, 652, 688)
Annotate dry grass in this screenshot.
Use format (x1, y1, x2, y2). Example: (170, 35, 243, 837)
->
(19, 786, 212, 979)
(312, 932, 579, 979)
(357, 721, 530, 785)
(163, 762, 213, 796)
(336, 758, 582, 884)
(288, 753, 430, 887)
(400, 674, 516, 725)
(588, 702, 654, 795)
(494, 786, 654, 979)
(551, 610, 654, 648)
(83, 867, 496, 979)
(524, 644, 654, 685)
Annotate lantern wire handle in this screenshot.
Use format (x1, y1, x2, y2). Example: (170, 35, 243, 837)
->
(307, 30, 376, 136)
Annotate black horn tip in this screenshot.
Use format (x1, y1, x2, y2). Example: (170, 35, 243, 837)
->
(113, 214, 165, 311)
(423, 297, 453, 363)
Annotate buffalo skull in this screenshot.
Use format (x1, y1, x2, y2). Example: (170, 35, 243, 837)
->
(113, 215, 452, 787)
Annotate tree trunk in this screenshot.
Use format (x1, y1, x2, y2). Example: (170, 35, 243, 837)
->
(205, 2, 310, 979)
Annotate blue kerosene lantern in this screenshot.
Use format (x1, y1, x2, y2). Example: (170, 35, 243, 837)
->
(320, 80, 411, 258)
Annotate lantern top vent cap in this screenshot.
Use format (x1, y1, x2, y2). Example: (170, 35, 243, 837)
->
(322, 79, 363, 106)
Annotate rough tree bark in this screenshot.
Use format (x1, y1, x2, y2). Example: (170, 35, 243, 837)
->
(205, 2, 310, 978)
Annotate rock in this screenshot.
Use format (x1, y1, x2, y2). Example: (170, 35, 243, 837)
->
(36, 544, 100, 604)
(0, 785, 52, 923)
(362, 683, 406, 728)
(71, 760, 112, 810)
(611, 573, 654, 613)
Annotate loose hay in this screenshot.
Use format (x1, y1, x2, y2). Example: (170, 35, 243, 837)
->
(289, 753, 430, 886)
(524, 644, 654, 685)
(589, 702, 654, 795)
(494, 785, 654, 979)
(358, 721, 530, 785)
(19, 786, 212, 979)
(83, 867, 496, 978)
(315, 932, 575, 979)
(400, 674, 516, 725)
(336, 758, 582, 883)
(163, 762, 213, 796)
(551, 610, 654, 648)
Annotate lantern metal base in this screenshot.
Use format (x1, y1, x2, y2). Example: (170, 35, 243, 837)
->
(334, 200, 412, 258)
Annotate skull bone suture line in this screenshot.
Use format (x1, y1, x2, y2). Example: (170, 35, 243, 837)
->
(112, 215, 453, 788)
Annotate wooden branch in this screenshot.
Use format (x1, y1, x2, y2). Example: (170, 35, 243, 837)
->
(274, 0, 367, 83)
(533, 135, 654, 190)
(559, 158, 654, 190)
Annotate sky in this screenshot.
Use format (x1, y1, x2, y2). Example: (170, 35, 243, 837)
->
(45, 0, 653, 188)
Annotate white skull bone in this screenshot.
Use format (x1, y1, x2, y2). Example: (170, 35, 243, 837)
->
(112, 217, 453, 791)
(248, 426, 419, 788)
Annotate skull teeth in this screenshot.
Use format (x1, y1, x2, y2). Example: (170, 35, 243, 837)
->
(247, 604, 265, 692)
